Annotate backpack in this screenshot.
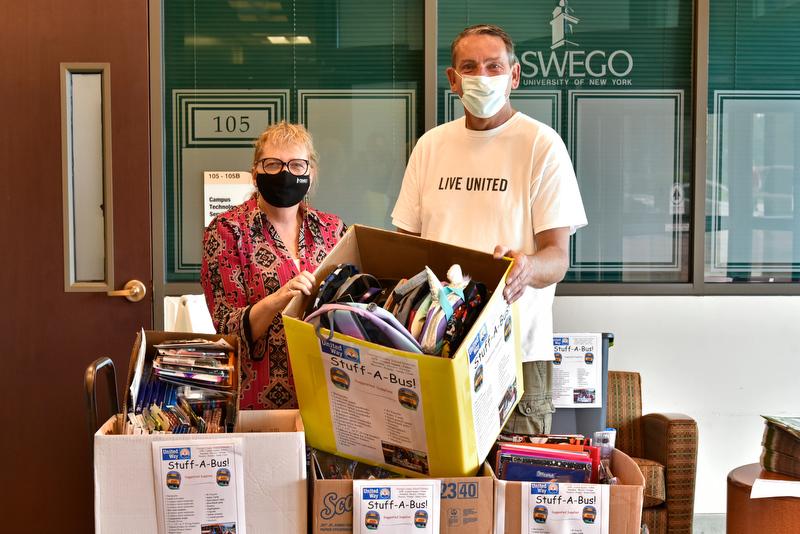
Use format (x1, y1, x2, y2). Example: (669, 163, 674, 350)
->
(305, 302, 423, 354)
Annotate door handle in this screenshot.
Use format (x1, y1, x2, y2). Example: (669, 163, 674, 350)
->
(107, 280, 147, 302)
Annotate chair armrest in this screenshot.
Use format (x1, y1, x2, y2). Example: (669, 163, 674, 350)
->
(642, 413, 698, 534)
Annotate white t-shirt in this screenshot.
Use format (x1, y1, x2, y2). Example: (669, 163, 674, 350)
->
(391, 112, 587, 362)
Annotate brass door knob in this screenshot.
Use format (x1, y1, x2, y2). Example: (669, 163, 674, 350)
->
(107, 280, 147, 303)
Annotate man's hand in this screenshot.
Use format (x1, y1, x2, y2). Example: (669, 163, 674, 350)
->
(493, 247, 532, 303)
(493, 227, 571, 304)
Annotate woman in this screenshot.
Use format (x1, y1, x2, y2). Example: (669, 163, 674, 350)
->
(201, 121, 346, 409)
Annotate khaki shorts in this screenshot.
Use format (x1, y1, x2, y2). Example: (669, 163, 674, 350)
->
(502, 360, 554, 435)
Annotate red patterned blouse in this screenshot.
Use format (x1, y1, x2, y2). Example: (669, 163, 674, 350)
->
(201, 196, 346, 409)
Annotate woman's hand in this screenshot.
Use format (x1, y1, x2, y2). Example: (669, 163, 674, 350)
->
(270, 270, 316, 309)
(248, 270, 316, 340)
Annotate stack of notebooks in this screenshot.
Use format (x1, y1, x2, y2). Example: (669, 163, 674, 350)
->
(127, 338, 238, 434)
(760, 415, 800, 479)
(494, 437, 600, 483)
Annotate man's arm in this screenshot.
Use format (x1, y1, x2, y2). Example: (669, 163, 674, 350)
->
(493, 226, 571, 303)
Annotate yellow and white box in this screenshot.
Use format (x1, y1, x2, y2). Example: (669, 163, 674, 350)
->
(283, 225, 524, 478)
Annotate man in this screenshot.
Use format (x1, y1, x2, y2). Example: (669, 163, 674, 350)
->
(391, 24, 587, 434)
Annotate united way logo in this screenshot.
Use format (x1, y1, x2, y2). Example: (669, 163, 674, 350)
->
(161, 447, 191, 461)
(551, 0, 579, 49)
(362, 487, 391, 500)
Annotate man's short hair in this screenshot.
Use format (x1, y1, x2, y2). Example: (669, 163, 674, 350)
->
(450, 24, 518, 67)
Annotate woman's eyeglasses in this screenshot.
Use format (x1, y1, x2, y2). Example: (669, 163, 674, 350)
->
(257, 158, 309, 176)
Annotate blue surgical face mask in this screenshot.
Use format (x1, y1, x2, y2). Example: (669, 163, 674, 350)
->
(455, 71, 510, 119)
(256, 170, 310, 208)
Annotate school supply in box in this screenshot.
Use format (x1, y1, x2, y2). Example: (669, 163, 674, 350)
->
(498, 432, 592, 446)
(312, 449, 403, 480)
(283, 225, 524, 478)
(124, 330, 241, 434)
(304, 261, 488, 358)
(493, 437, 601, 484)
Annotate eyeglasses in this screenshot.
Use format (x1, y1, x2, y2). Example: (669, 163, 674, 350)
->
(257, 157, 309, 176)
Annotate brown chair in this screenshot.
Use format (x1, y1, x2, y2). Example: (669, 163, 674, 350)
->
(606, 371, 698, 534)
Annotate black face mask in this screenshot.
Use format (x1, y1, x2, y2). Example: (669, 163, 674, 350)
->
(256, 170, 311, 208)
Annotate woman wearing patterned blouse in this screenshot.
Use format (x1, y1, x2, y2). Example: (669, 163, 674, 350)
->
(201, 122, 346, 409)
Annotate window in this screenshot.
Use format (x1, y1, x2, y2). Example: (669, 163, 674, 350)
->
(706, 0, 800, 283)
(152, 0, 800, 295)
(159, 0, 423, 282)
(437, 0, 694, 283)
(60, 63, 114, 291)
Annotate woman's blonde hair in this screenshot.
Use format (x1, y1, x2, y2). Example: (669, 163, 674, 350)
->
(252, 121, 319, 173)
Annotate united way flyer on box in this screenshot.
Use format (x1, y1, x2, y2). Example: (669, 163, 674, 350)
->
(353, 479, 441, 533)
(521, 482, 609, 534)
(319, 336, 430, 474)
(551, 333, 602, 408)
(151, 439, 246, 534)
(467, 298, 518, 463)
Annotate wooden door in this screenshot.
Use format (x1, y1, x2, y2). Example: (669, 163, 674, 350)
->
(0, 1, 152, 530)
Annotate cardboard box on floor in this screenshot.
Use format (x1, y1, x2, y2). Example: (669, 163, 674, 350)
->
(94, 331, 308, 534)
(311, 458, 494, 534)
(283, 225, 525, 478)
(490, 449, 645, 534)
(95, 410, 307, 534)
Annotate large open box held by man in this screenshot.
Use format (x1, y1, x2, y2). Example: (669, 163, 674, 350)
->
(283, 225, 525, 478)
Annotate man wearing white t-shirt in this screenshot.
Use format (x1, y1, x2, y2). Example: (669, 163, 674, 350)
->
(391, 24, 587, 434)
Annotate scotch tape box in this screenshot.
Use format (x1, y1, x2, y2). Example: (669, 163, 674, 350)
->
(284, 225, 525, 477)
(94, 410, 307, 533)
(490, 449, 645, 534)
(311, 458, 494, 534)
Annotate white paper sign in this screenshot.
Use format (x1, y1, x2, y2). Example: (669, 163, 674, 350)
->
(319, 336, 430, 475)
(204, 171, 253, 226)
(521, 482, 609, 534)
(152, 439, 246, 534)
(353, 479, 441, 533)
(467, 297, 519, 463)
(551, 334, 602, 408)
(751, 478, 800, 498)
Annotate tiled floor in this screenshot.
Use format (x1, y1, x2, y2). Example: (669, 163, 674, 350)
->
(694, 514, 725, 534)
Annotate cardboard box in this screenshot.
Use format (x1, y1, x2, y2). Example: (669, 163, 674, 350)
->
(96, 331, 306, 533)
(94, 410, 307, 534)
(311, 459, 494, 534)
(284, 225, 525, 478)
(490, 449, 645, 534)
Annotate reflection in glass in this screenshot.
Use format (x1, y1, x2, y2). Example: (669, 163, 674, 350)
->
(163, 0, 424, 282)
(568, 94, 688, 282)
(707, 93, 800, 282)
